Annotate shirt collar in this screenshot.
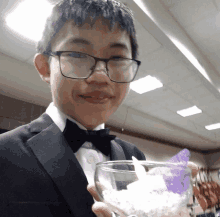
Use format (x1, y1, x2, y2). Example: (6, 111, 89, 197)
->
(45, 102, 105, 132)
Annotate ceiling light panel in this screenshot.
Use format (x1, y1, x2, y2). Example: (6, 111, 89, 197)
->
(205, 123, 220, 130)
(177, 106, 202, 117)
(130, 75, 163, 94)
(5, 0, 53, 42)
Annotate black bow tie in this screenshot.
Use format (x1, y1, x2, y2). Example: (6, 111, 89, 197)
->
(63, 119, 116, 156)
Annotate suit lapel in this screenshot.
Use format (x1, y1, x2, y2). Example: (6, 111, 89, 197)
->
(110, 140, 127, 161)
(26, 113, 127, 217)
(27, 114, 95, 217)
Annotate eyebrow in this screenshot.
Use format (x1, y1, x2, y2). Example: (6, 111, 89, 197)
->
(109, 42, 129, 52)
(66, 37, 129, 51)
(66, 38, 91, 46)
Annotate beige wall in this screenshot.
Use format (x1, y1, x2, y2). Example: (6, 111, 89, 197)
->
(0, 94, 46, 130)
(205, 152, 220, 168)
(1, 93, 216, 216)
(0, 93, 208, 167)
(112, 132, 208, 167)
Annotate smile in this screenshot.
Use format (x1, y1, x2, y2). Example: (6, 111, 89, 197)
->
(80, 95, 111, 104)
(83, 96, 106, 99)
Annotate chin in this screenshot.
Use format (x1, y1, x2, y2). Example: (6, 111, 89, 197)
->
(83, 113, 107, 125)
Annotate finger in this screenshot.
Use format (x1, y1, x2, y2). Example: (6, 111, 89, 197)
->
(87, 184, 101, 202)
(96, 182, 107, 191)
(187, 162, 199, 178)
(92, 201, 112, 217)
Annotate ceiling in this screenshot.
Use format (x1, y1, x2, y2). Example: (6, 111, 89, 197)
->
(1, 0, 220, 154)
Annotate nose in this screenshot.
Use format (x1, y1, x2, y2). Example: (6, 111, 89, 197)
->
(86, 60, 110, 84)
(93, 60, 107, 73)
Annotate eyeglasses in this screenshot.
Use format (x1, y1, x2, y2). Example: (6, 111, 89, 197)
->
(48, 51, 141, 83)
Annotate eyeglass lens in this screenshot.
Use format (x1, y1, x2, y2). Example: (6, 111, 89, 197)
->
(60, 52, 138, 82)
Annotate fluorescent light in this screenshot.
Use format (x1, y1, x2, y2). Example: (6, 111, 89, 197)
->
(5, 0, 53, 42)
(170, 37, 211, 83)
(130, 75, 163, 94)
(177, 106, 202, 117)
(205, 123, 220, 130)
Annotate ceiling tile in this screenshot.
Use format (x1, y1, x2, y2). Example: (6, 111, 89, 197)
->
(209, 113, 220, 123)
(163, 98, 192, 113)
(159, 0, 182, 9)
(167, 115, 197, 132)
(185, 13, 220, 41)
(194, 94, 220, 106)
(193, 31, 220, 55)
(169, 0, 217, 28)
(185, 112, 214, 127)
(140, 87, 173, 103)
(213, 133, 220, 143)
(0, 24, 36, 62)
(135, 21, 162, 56)
(180, 91, 196, 102)
(154, 62, 193, 85)
(147, 107, 176, 120)
(138, 88, 192, 114)
(122, 90, 144, 108)
(206, 52, 220, 74)
(157, 113, 180, 124)
(188, 124, 217, 142)
(137, 47, 179, 79)
(214, 0, 220, 10)
(199, 101, 220, 116)
(181, 85, 213, 101)
(135, 102, 162, 114)
(126, 112, 176, 136)
(130, 88, 170, 113)
(167, 74, 202, 94)
(181, 88, 219, 109)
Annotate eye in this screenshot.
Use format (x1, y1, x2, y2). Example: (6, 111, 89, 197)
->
(111, 56, 126, 60)
(68, 52, 87, 58)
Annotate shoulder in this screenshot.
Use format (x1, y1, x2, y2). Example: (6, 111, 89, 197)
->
(0, 123, 31, 145)
(0, 124, 34, 172)
(114, 137, 146, 161)
(0, 113, 54, 146)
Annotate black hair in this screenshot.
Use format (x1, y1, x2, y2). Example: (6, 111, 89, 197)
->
(36, 0, 139, 60)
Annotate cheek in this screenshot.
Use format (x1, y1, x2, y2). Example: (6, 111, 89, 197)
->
(51, 72, 68, 101)
(116, 84, 130, 103)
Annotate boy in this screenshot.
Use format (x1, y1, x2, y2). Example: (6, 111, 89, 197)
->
(0, 0, 145, 216)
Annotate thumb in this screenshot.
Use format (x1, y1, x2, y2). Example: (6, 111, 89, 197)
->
(87, 184, 101, 202)
(92, 201, 112, 217)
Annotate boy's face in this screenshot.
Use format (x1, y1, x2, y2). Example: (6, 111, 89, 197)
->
(36, 19, 132, 129)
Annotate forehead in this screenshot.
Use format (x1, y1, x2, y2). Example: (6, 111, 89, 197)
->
(51, 19, 132, 54)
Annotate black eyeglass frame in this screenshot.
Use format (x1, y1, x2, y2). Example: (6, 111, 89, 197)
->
(47, 51, 141, 83)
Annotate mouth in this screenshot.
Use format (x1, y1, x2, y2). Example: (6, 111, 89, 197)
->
(79, 91, 114, 104)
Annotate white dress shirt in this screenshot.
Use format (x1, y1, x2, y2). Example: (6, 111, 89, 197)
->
(46, 102, 110, 188)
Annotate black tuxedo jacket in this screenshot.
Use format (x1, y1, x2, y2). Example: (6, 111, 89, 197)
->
(0, 113, 146, 217)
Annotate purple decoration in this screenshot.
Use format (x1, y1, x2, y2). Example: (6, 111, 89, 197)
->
(164, 149, 191, 194)
(166, 149, 190, 167)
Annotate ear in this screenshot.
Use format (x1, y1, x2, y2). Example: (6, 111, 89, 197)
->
(34, 53, 51, 84)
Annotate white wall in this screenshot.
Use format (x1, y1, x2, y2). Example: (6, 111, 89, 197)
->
(205, 152, 220, 168)
(112, 131, 207, 167)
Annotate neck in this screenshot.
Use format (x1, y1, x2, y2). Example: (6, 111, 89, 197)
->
(66, 114, 104, 130)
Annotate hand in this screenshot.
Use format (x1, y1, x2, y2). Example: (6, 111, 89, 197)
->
(87, 184, 112, 217)
(88, 161, 199, 217)
(88, 183, 191, 217)
(187, 161, 199, 178)
(87, 183, 127, 217)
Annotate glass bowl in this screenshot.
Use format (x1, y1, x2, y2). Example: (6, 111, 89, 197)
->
(95, 160, 193, 217)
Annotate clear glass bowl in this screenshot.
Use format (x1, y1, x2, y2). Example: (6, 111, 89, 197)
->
(95, 160, 193, 217)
